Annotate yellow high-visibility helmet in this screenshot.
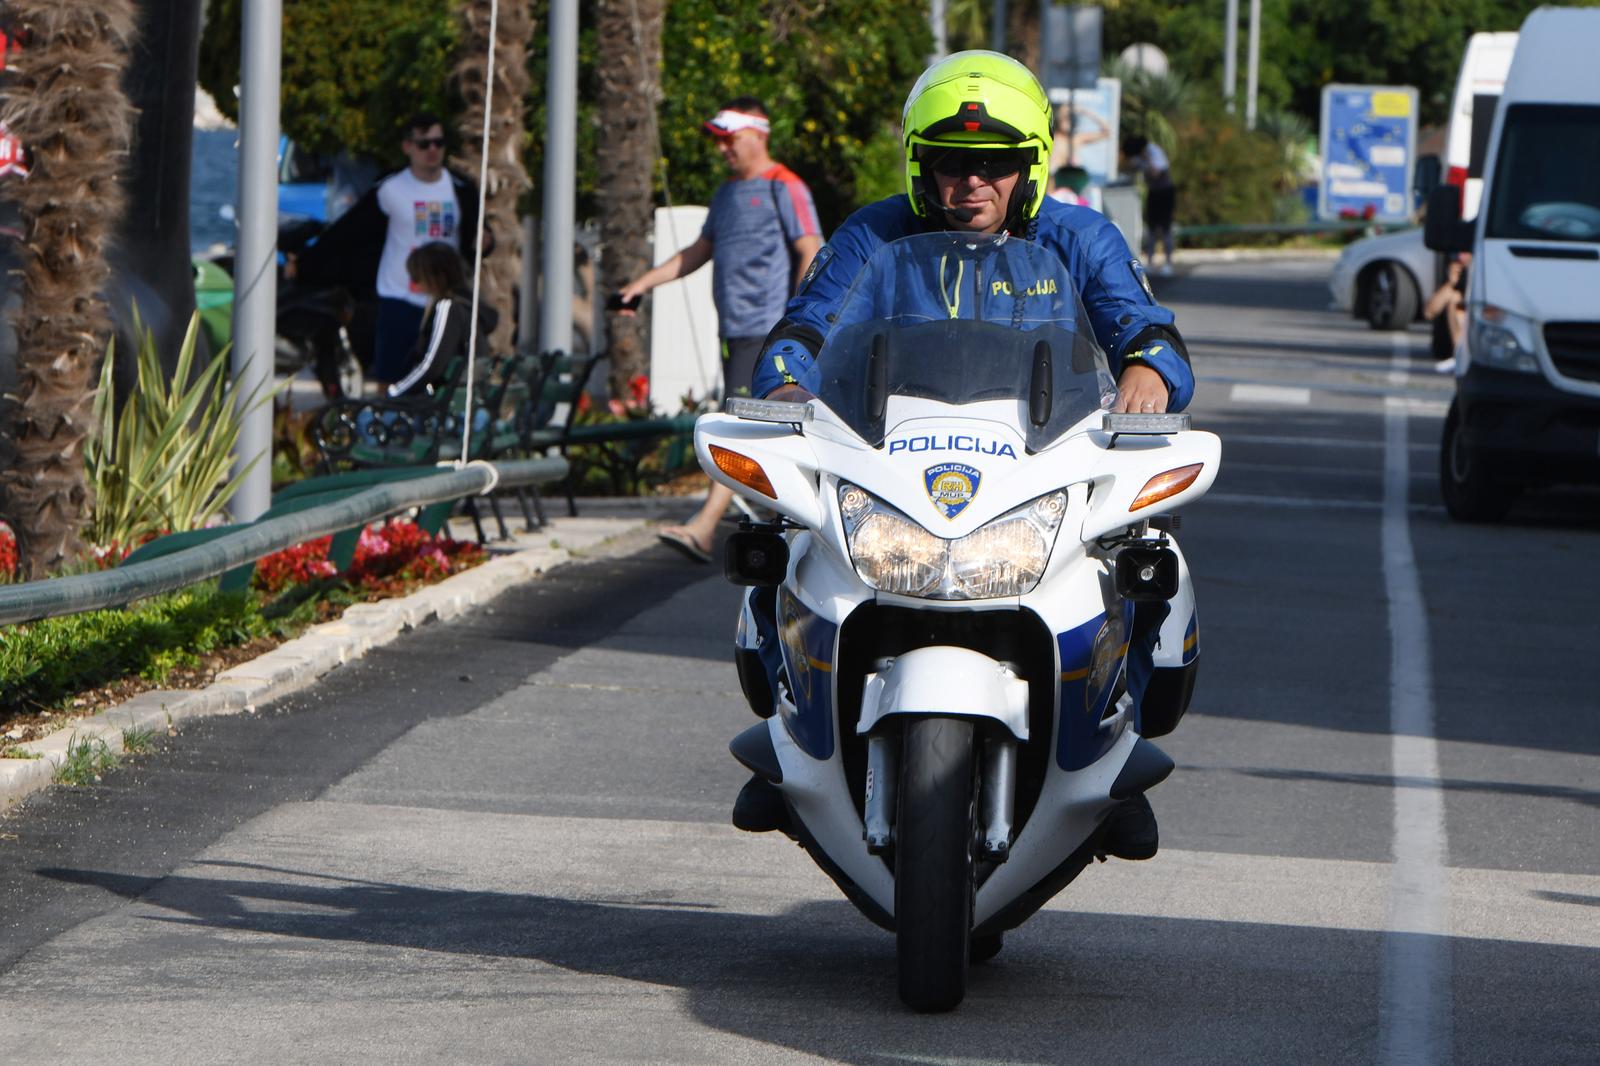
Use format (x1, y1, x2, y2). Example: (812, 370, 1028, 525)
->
(903, 50, 1054, 227)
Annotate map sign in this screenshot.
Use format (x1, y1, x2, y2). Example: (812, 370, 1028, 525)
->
(1318, 84, 1418, 222)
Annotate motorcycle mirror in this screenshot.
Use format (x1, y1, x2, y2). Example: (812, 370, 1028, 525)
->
(1029, 340, 1053, 427)
(866, 332, 889, 424)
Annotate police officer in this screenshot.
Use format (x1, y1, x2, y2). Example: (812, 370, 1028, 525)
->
(735, 52, 1195, 863)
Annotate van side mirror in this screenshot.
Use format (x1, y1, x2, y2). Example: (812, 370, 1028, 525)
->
(1412, 154, 1442, 207)
(1424, 184, 1474, 253)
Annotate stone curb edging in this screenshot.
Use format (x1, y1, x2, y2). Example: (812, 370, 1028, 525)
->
(0, 514, 654, 813)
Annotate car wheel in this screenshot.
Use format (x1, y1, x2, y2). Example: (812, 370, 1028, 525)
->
(1439, 401, 1516, 522)
(1365, 262, 1418, 331)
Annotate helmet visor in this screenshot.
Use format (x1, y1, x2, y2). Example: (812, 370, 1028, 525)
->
(921, 147, 1032, 182)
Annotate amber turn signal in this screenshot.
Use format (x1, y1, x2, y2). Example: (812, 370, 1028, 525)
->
(1130, 463, 1203, 511)
(709, 445, 777, 499)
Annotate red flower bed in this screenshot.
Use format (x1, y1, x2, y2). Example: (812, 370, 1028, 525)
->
(252, 517, 484, 596)
(0, 523, 15, 579)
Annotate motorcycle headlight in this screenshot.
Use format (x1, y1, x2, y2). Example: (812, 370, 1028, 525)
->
(1470, 305, 1539, 374)
(839, 483, 1068, 600)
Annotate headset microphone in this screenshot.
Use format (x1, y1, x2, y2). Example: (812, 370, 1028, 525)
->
(947, 206, 977, 224)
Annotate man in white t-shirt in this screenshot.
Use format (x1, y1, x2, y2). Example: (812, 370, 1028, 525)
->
(298, 112, 485, 387)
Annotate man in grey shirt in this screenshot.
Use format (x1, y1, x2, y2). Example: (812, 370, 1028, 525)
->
(617, 97, 821, 561)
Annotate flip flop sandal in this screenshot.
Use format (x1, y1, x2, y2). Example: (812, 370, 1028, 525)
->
(657, 527, 713, 564)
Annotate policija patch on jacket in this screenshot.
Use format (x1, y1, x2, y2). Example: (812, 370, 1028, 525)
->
(1130, 258, 1156, 301)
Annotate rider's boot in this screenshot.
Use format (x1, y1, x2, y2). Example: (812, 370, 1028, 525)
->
(731, 773, 791, 834)
(1099, 792, 1159, 860)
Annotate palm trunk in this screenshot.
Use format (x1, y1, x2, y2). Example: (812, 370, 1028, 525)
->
(0, 3, 137, 579)
(453, 0, 533, 360)
(595, 0, 664, 401)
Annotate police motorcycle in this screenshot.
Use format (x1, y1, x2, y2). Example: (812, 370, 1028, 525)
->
(694, 231, 1219, 1012)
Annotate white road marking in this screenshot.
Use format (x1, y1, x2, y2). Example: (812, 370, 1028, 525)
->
(1230, 383, 1312, 406)
(1219, 433, 1428, 451)
(1379, 331, 1452, 1064)
(1201, 491, 1444, 514)
(1385, 395, 1452, 417)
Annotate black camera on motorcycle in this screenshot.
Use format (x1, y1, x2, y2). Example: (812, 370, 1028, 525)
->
(724, 530, 789, 587)
(1115, 545, 1179, 602)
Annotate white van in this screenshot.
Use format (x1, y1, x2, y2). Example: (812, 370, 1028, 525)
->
(1425, 8, 1600, 521)
(1444, 31, 1518, 220)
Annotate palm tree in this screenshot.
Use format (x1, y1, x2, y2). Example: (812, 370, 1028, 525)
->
(453, 0, 533, 360)
(595, 0, 664, 399)
(0, 2, 137, 579)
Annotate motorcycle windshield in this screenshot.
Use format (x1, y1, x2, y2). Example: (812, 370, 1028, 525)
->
(811, 231, 1116, 451)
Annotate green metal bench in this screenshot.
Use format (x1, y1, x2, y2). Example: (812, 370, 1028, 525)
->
(516, 352, 702, 515)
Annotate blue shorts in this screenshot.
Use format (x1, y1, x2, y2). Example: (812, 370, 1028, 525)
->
(373, 298, 426, 385)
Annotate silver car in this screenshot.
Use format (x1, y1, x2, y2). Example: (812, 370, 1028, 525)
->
(1328, 227, 1437, 330)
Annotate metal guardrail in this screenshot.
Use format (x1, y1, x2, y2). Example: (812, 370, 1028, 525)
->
(0, 456, 568, 627)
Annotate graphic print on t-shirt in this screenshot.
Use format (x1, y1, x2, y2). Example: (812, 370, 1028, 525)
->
(415, 201, 458, 241)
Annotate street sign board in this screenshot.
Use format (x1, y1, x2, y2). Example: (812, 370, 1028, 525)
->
(1318, 84, 1419, 222)
(1040, 4, 1102, 92)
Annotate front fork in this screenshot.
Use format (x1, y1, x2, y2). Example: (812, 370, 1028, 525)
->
(863, 725, 1017, 863)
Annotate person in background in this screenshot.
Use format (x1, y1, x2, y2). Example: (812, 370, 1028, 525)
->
(296, 112, 488, 391)
(1122, 135, 1177, 276)
(388, 242, 494, 399)
(1424, 251, 1471, 374)
(614, 97, 821, 563)
(1048, 164, 1092, 206)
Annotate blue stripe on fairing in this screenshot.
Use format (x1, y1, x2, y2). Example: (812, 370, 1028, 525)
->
(1057, 611, 1122, 771)
(778, 590, 836, 760)
(1183, 611, 1198, 665)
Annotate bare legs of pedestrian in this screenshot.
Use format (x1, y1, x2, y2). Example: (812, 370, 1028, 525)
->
(657, 480, 734, 563)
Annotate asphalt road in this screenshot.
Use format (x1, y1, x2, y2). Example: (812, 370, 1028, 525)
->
(2, 258, 1597, 1065)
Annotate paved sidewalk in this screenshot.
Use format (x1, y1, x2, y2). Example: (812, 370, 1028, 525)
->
(0, 503, 688, 814)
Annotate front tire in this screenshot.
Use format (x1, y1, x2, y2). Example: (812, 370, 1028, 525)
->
(895, 717, 977, 1012)
(1365, 262, 1418, 330)
(1440, 400, 1516, 522)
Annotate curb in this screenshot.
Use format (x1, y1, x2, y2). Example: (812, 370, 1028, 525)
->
(0, 511, 660, 813)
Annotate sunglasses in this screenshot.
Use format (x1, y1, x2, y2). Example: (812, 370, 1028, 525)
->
(410, 136, 446, 150)
(925, 149, 1029, 181)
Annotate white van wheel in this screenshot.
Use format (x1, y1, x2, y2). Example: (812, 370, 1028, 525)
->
(1440, 401, 1515, 522)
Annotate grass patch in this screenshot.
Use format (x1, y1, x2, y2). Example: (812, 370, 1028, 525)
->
(121, 725, 157, 756)
(0, 743, 42, 760)
(54, 734, 119, 787)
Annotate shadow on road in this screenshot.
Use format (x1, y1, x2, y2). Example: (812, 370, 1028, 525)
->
(35, 860, 1598, 1063)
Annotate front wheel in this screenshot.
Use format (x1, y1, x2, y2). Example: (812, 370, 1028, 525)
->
(895, 717, 977, 1012)
(1440, 401, 1516, 522)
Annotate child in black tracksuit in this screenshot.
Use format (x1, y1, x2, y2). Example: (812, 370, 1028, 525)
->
(387, 242, 495, 399)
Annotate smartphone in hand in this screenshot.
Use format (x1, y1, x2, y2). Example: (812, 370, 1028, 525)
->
(606, 292, 642, 312)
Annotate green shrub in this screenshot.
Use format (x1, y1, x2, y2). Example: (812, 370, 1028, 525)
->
(0, 584, 274, 718)
(86, 311, 273, 549)
(1172, 111, 1297, 231)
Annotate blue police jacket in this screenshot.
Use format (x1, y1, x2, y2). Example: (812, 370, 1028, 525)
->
(753, 195, 1194, 410)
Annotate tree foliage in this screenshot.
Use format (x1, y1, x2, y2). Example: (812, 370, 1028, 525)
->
(655, 2, 931, 233)
(199, 0, 459, 163)
(1099, 0, 1575, 127)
